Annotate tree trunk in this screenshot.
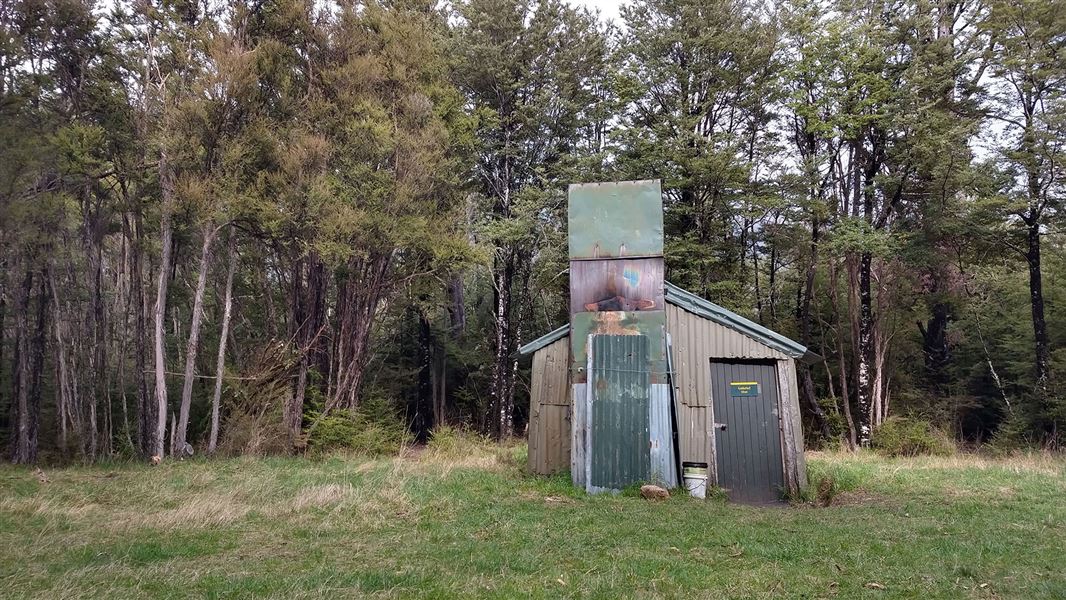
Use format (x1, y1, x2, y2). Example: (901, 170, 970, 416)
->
(128, 211, 154, 457)
(855, 250, 874, 447)
(1025, 218, 1049, 393)
(491, 248, 516, 440)
(152, 153, 176, 459)
(829, 260, 857, 449)
(12, 270, 48, 464)
(332, 253, 389, 412)
(10, 270, 32, 463)
(798, 217, 831, 439)
(208, 228, 237, 454)
(175, 225, 216, 454)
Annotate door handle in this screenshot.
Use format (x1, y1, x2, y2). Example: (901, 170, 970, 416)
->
(714, 423, 728, 432)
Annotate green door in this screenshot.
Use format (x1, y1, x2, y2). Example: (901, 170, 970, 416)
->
(589, 334, 650, 491)
(711, 361, 784, 503)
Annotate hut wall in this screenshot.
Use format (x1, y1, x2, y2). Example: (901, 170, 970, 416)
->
(527, 336, 571, 475)
(666, 303, 788, 408)
(666, 304, 806, 495)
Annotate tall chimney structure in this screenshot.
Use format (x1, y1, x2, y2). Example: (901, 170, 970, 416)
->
(568, 180, 674, 492)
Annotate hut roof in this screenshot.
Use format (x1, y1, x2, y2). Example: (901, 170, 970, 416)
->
(517, 282, 808, 359)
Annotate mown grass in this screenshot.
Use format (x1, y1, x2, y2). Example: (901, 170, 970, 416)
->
(0, 445, 1063, 599)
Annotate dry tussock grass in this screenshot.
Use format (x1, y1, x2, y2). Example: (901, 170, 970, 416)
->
(808, 449, 1065, 477)
(144, 491, 251, 529)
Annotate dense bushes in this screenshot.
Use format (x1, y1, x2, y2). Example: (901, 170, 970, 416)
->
(872, 417, 955, 457)
(426, 425, 490, 457)
(306, 396, 411, 456)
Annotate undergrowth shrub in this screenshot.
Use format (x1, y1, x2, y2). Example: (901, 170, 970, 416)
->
(217, 342, 292, 456)
(426, 425, 490, 457)
(873, 416, 955, 457)
(306, 395, 410, 456)
(799, 457, 867, 506)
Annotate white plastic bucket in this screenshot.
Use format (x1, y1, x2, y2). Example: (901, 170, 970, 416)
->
(684, 473, 708, 499)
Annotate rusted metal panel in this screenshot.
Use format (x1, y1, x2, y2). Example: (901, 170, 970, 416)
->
(569, 258, 665, 314)
(666, 303, 788, 407)
(570, 310, 666, 384)
(568, 180, 664, 259)
(527, 336, 571, 475)
(588, 334, 651, 493)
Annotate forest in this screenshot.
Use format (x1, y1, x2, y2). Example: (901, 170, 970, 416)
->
(0, 0, 1063, 465)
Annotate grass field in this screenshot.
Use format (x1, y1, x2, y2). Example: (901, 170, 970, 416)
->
(0, 444, 1063, 599)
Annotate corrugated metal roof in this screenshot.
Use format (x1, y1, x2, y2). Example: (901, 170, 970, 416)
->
(516, 324, 570, 356)
(517, 282, 808, 358)
(664, 282, 807, 358)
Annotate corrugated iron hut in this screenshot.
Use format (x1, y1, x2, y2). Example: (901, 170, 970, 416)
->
(520, 180, 808, 503)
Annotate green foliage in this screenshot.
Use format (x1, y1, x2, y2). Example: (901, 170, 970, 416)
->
(426, 425, 491, 457)
(307, 398, 411, 457)
(873, 417, 956, 458)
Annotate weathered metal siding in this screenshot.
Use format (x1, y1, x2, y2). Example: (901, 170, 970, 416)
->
(569, 258, 665, 314)
(777, 358, 807, 491)
(676, 404, 711, 465)
(571, 383, 587, 488)
(571, 311, 666, 384)
(588, 334, 650, 492)
(527, 337, 571, 475)
(666, 303, 788, 407)
(568, 180, 664, 259)
(649, 383, 678, 488)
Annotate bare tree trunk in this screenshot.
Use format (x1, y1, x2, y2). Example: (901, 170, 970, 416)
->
(175, 225, 217, 454)
(10, 270, 32, 463)
(490, 248, 516, 440)
(128, 211, 154, 457)
(208, 229, 237, 453)
(829, 260, 857, 449)
(48, 271, 72, 451)
(152, 153, 176, 459)
(856, 251, 874, 447)
(12, 270, 48, 464)
(332, 253, 389, 412)
(1025, 217, 1049, 393)
(798, 217, 830, 439)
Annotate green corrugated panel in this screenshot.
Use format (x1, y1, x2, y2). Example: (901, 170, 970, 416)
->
(570, 311, 666, 384)
(568, 180, 664, 259)
(589, 334, 650, 491)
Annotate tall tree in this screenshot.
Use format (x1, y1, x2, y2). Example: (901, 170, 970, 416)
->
(982, 0, 1065, 425)
(453, 0, 611, 438)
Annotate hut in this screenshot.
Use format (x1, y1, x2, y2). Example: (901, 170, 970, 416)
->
(520, 180, 808, 503)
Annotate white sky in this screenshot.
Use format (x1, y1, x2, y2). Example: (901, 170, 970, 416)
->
(568, 0, 624, 23)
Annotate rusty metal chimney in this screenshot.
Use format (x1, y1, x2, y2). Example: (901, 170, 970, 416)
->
(567, 180, 674, 492)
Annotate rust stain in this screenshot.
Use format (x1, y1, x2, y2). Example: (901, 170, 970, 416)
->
(592, 311, 641, 336)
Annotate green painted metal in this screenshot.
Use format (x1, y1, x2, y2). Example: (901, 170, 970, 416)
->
(711, 361, 785, 504)
(517, 324, 570, 356)
(520, 281, 808, 364)
(589, 334, 651, 491)
(570, 311, 666, 384)
(568, 180, 664, 259)
(664, 282, 807, 358)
